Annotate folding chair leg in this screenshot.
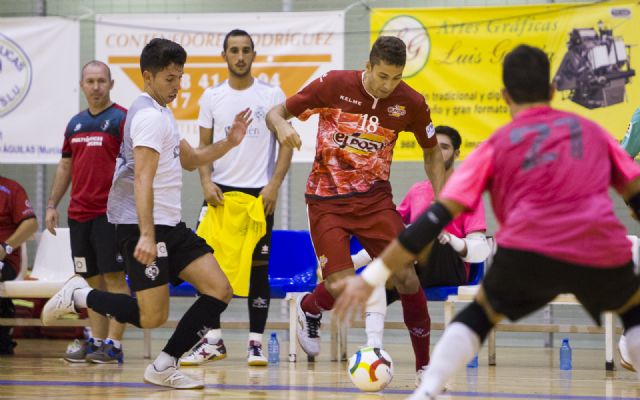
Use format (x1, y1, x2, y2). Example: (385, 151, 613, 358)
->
(144, 329, 151, 359)
(330, 312, 338, 361)
(488, 329, 496, 365)
(288, 295, 297, 362)
(605, 312, 615, 371)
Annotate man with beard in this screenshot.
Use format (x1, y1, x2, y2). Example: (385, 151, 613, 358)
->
(179, 29, 292, 367)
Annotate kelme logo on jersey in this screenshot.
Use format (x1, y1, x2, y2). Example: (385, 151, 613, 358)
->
(0, 33, 32, 117)
(333, 132, 385, 155)
(387, 104, 406, 118)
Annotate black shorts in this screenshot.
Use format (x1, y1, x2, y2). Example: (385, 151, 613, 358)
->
(69, 215, 124, 278)
(197, 183, 274, 262)
(0, 259, 17, 282)
(482, 246, 640, 325)
(416, 241, 467, 287)
(116, 222, 213, 292)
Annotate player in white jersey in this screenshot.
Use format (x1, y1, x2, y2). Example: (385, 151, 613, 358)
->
(180, 29, 292, 367)
(41, 38, 253, 389)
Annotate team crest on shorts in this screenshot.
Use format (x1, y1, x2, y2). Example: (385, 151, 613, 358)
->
(318, 255, 328, 269)
(145, 262, 159, 281)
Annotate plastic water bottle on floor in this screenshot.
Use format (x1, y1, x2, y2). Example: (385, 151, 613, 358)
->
(467, 354, 478, 368)
(268, 332, 280, 364)
(560, 338, 572, 370)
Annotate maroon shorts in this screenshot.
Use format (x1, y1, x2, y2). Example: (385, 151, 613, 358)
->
(306, 185, 404, 278)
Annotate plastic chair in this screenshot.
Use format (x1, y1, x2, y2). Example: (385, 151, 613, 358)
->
(0, 228, 75, 298)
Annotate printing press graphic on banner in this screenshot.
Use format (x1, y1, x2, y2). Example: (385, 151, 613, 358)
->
(554, 22, 635, 109)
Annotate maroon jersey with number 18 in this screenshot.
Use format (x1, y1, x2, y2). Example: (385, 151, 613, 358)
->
(286, 70, 437, 199)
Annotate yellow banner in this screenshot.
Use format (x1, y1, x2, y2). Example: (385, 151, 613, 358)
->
(371, 1, 639, 159)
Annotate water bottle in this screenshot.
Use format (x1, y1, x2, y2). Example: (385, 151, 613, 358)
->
(268, 332, 280, 364)
(560, 338, 572, 370)
(467, 354, 478, 368)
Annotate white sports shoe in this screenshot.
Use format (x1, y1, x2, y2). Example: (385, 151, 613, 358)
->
(295, 293, 321, 356)
(247, 340, 268, 366)
(415, 365, 428, 387)
(179, 338, 227, 366)
(41, 275, 89, 326)
(143, 363, 204, 389)
(619, 334, 636, 372)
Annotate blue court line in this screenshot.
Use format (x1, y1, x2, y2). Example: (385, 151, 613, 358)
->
(0, 380, 637, 399)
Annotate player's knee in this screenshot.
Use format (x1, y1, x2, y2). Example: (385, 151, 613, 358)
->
(452, 301, 494, 343)
(139, 309, 168, 328)
(200, 280, 233, 303)
(391, 265, 420, 293)
(102, 272, 129, 291)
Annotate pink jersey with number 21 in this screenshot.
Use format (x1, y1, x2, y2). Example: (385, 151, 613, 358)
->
(441, 106, 640, 268)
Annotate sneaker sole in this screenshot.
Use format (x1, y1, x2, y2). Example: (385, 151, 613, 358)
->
(179, 353, 227, 366)
(40, 275, 84, 326)
(88, 358, 122, 364)
(619, 350, 636, 372)
(143, 378, 204, 389)
(63, 357, 88, 363)
(247, 359, 268, 366)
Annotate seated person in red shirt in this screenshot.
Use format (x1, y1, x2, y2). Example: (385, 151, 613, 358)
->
(0, 176, 38, 354)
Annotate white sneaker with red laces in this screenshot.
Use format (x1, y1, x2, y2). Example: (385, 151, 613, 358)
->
(247, 340, 268, 366)
(179, 338, 227, 366)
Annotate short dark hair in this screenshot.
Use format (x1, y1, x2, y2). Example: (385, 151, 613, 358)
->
(503, 45, 551, 104)
(81, 60, 111, 81)
(369, 36, 406, 67)
(435, 125, 461, 150)
(223, 29, 254, 52)
(140, 38, 187, 75)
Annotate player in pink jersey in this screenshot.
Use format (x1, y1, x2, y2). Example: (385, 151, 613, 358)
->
(267, 36, 446, 377)
(333, 45, 640, 399)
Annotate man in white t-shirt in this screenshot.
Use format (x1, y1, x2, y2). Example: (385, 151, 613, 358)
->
(41, 38, 252, 390)
(180, 29, 292, 367)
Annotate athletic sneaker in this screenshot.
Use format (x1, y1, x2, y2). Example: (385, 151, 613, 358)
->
(86, 339, 124, 364)
(41, 275, 89, 325)
(143, 363, 204, 389)
(63, 338, 99, 363)
(619, 334, 636, 372)
(407, 390, 437, 400)
(415, 365, 428, 387)
(179, 338, 227, 366)
(247, 340, 268, 366)
(295, 293, 321, 356)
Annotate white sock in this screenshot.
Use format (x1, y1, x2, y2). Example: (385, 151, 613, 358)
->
(365, 312, 385, 348)
(248, 332, 263, 344)
(624, 325, 640, 379)
(106, 338, 122, 349)
(415, 322, 480, 397)
(93, 337, 103, 347)
(153, 351, 177, 371)
(73, 287, 92, 309)
(204, 329, 222, 343)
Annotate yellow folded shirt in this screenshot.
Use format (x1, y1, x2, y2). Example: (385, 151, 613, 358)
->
(196, 191, 267, 296)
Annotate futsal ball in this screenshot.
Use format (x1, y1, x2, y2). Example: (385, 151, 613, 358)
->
(347, 347, 394, 392)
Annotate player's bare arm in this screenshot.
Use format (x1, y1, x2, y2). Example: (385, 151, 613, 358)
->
(266, 103, 301, 150)
(260, 145, 293, 215)
(0, 217, 37, 261)
(197, 126, 225, 206)
(45, 157, 72, 235)
(133, 146, 160, 265)
(180, 108, 252, 171)
(333, 198, 466, 320)
(422, 145, 446, 196)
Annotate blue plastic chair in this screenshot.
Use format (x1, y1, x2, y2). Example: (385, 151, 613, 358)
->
(169, 230, 318, 298)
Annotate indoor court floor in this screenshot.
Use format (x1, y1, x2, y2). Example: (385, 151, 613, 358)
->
(2, 336, 640, 400)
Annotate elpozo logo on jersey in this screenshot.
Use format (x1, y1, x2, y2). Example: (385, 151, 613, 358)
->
(0, 33, 33, 117)
(379, 15, 430, 78)
(333, 132, 385, 155)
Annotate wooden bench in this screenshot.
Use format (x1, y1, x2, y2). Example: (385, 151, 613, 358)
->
(444, 285, 620, 370)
